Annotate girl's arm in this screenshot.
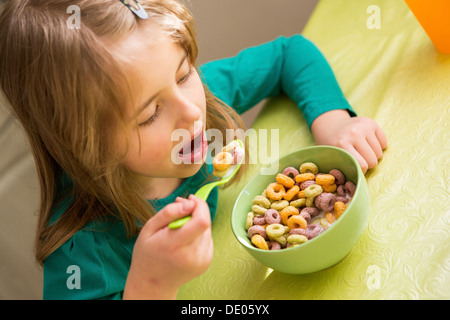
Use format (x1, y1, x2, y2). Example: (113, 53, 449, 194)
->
(199, 35, 355, 128)
(200, 35, 387, 172)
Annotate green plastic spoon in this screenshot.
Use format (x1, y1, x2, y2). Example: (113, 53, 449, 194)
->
(168, 139, 244, 229)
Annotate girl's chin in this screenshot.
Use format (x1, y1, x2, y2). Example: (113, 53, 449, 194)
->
(173, 152, 207, 176)
(176, 154, 207, 177)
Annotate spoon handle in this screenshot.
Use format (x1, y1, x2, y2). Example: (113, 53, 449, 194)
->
(167, 181, 218, 229)
(194, 181, 219, 201)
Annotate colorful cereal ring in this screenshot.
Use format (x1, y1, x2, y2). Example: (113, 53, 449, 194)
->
(264, 209, 281, 224)
(251, 234, 269, 250)
(284, 185, 300, 201)
(282, 167, 299, 179)
(300, 180, 316, 190)
(287, 234, 308, 245)
(245, 211, 254, 230)
(305, 224, 322, 239)
(329, 169, 346, 185)
(300, 206, 320, 218)
(268, 241, 281, 250)
(314, 192, 336, 212)
(344, 181, 356, 197)
(299, 162, 319, 174)
(322, 183, 337, 193)
(289, 228, 306, 236)
(280, 206, 299, 225)
(315, 174, 335, 186)
(276, 173, 295, 188)
(334, 201, 347, 219)
(299, 210, 311, 223)
(266, 223, 286, 238)
(252, 195, 271, 209)
(303, 184, 323, 198)
(266, 182, 286, 200)
(247, 225, 267, 240)
(325, 212, 335, 224)
(295, 173, 315, 184)
(212, 151, 233, 171)
(253, 215, 266, 225)
(287, 214, 307, 230)
(290, 198, 306, 208)
(270, 200, 289, 211)
(251, 204, 267, 216)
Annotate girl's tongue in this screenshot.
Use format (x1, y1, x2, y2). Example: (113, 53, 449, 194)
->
(179, 131, 203, 156)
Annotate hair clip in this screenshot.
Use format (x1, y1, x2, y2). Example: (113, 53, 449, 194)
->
(119, 0, 148, 20)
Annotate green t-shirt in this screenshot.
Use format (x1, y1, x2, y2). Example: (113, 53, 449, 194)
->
(43, 35, 356, 299)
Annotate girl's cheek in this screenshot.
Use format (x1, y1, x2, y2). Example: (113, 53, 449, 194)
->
(142, 137, 170, 162)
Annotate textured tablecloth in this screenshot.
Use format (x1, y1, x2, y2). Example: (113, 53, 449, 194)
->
(177, 0, 450, 299)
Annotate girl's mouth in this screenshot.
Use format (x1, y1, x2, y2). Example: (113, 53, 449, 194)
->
(177, 129, 207, 163)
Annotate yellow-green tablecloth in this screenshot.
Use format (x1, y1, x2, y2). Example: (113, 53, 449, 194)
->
(178, 0, 450, 299)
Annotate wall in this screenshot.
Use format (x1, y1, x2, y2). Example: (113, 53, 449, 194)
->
(188, 0, 319, 127)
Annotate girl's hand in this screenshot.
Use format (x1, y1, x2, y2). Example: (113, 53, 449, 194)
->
(123, 195, 213, 300)
(311, 109, 388, 174)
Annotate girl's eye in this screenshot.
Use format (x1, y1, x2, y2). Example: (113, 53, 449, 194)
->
(139, 105, 160, 127)
(138, 66, 193, 127)
(178, 66, 194, 85)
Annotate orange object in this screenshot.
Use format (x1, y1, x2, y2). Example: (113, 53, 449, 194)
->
(276, 173, 295, 188)
(334, 201, 347, 220)
(315, 174, 335, 186)
(325, 212, 335, 224)
(284, 185, 300, 201)
(280, 206, 299, 225)
(287, 214, 307, 230)
(251, 234, 269, 250)
(294, 173, 315, 184)
(265, 182, 286, 201)
(405, 0, 450, 54)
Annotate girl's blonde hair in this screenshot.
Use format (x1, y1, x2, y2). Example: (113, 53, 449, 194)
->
(0, 0, 247, 265)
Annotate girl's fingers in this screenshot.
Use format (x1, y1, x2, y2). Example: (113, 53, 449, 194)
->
(142, 200, 195, 235)
(175, 196, 186, 203)
(345, 144, 369, 174)
(375, 123, 388, 150)
(354, 138, 379, 170)
(366, 132, 383, 160)
(170, 195, 211, 244)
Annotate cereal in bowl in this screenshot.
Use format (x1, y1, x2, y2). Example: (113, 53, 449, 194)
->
(245, 162, 355, 250)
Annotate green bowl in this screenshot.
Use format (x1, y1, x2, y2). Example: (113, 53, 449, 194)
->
(231, 146, 369, 274)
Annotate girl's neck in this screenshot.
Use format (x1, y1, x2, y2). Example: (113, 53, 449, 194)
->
(142, 177, 185, 200)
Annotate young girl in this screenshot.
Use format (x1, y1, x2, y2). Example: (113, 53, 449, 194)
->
(0, 0, 387, 299)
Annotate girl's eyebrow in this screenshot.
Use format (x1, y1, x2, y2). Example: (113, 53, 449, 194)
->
(136, 53, 188, 115)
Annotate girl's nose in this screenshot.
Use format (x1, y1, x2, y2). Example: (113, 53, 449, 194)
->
(173, 91, 202, 125)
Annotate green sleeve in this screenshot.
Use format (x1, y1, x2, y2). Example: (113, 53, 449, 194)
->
(43, 228, 132, 300)
(199, 35, 356, 129)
